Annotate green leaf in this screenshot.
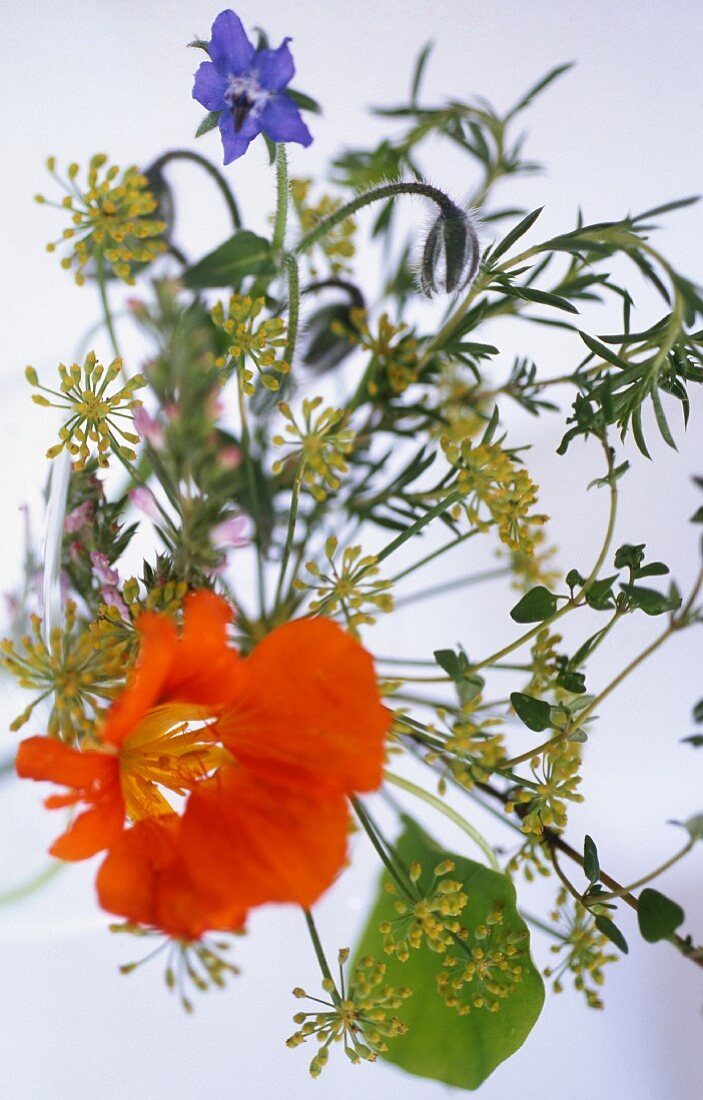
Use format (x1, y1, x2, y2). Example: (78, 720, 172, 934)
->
(410, 41, 434, 105)
(682, 814, 703, 841)
(682, 735, 703, 748)
(195, 110, 220, 138)
(182, 230, 275, 289)
(489, 208, 543, 264)
(510, 285, 579, 315)
(510, 692, 553, 732)
(286, 88, 322, 114)
(620, 583, 681, 616)
(637, 888, 685, 943)
(506, 62, 575, 118)
(594, 915, 629, 954)
(583, 835, 600, 884)
(509, 585, 558, 623)
(353, 816, 544, 1090)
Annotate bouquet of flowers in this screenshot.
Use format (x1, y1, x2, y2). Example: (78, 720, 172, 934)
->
(3, 8, 702, 1091)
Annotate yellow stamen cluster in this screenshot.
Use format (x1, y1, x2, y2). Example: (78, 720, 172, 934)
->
(1, 601, 130, 740)
(290, 178, 356, 275)
(505, 835, 552, 883)
(503, 527, 560, 592)
(294, 537, 393, 634)
(437, 368, 493, 443)
(426, 705, 507, 793)
(272, 398, 354, 500)
(211, 294, 289, 394)
(437, 907, 527, 1016)
(341, 308, 420, 396)
(380, 860, 468, 959)
(37, 155, 166, 285)
(523, 628, 562, 695)
(543, 888, 617, 1009)
(506, 739, 584, 835)
(111, 922, 241, 1013)
(286, 951, 411, 1076)
(27, 353, 145, 469)
(441, 437, 548, 555)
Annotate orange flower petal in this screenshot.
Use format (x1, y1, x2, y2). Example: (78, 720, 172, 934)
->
(159, 590, 243, 707)
(181, 766, 350, 910)
(100, 612, 179, 747)
(50, 791, 125, 861)
(96, 816, 246, 940)
(219, 618, 390, 794)
(16, 736, 116, 787)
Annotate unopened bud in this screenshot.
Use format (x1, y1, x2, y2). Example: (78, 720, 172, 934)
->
(420, 207, 479, 297)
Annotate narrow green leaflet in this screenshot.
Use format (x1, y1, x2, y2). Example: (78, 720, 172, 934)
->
(353, 816, 544, 1090)
(182, 230, 275, 289)
(637, 888, 685, 943)
(583, 835, 600, 885)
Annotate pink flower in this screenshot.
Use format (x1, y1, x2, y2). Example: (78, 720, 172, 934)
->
(102, 587, 130, 623)
(219, 445, 242, 471)
(90, 552, 119, 588)
(129, 487, 162, 523)
(133, 406, 165, 448)
(211, 514, 251, 550)
(65, 501, 93, 533)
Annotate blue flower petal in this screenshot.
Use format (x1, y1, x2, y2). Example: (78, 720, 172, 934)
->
(259, 94, 313, 147)
(209, 9, 255, 77)
(252, 38, 295, 92)
(192, 61, 228, 111)
(218, 108, 258, 164)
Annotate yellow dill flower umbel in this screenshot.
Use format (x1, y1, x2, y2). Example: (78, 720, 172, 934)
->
(211, 293, 289, 394)
(26, 352, 145, 470)
(36, 154, 166, 285)
(287, 950, 411, 1076)
(294, 537, 393, 634)
(272, 397, 355, 500)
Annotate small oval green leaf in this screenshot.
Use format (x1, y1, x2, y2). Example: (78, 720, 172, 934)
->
(509, 585, 558, 623)
(637, 888, 685, 943)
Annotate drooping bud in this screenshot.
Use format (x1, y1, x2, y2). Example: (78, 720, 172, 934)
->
(420, 205, 479, 298)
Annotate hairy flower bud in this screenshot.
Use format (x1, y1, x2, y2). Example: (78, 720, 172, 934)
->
(420, 206, 479, 297)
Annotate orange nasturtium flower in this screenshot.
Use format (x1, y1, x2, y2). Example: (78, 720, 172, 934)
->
(16, 591, 390, 941)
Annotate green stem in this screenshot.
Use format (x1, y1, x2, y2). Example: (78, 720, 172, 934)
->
(273, 468, 303, 611)
(303, 909, 341, 1005)
(351, 796, 416, 899)
(389, 528, 478, 584)
(587, 840, 696, 905)
(95, 253, 121, 362)
(395, 566, 510, 610)
(384, 771, 500, 872)
(237, 372, 267, 623)
(0, 861, 64, 905)
(272, 145, 289, 253)
(294, 181, 461, 256)
(282, 252, 300, 365)
(151, 149, 241, 229)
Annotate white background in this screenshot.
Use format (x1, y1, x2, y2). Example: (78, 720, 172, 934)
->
(1, 2, 702, 1098)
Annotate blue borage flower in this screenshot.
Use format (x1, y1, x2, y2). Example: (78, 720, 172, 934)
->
(193, 9, 313, 164)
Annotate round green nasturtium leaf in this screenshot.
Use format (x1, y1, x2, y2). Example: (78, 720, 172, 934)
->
(637, 888, 685, 943)
(352, 815, 544, 1090)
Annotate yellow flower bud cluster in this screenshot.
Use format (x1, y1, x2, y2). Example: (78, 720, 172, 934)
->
(211, 294, 289, 394)
(437, 906, 527, 1016)
(273, 398, 354, 501)
(425, 702, 507, 793)
(294, 537, 393, 635)
(340, 309, 420, 396)
(37, 154, 166, 285)
(27, 352, 145, 470)
(543, 888, 618, 1009)
(441, 436, 548, 555)
(505, 738, 584, 835)
(1, 601, 130, 740)
(111, 922, 241, 1014)
(291, 178, 356, 275)
(286, 950, 411, 1077)
(380, 860, 469, 959)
